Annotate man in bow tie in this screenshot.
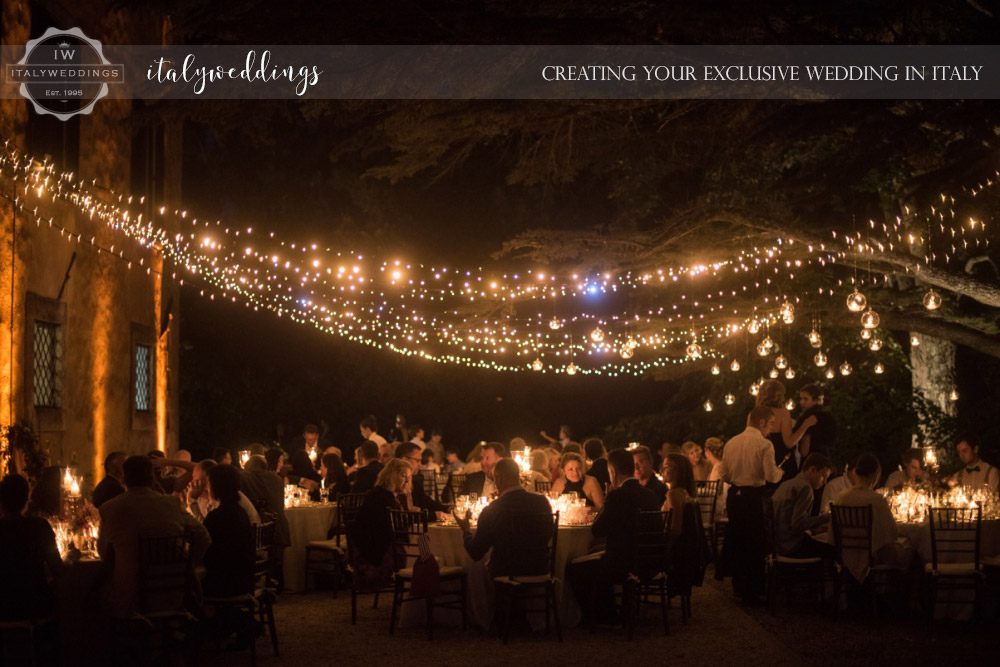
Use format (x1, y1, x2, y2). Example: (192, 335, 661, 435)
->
(951, 435, 999, 493)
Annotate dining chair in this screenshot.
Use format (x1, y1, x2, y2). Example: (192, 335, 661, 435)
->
(926, 506, 983, 620)
(829, 504, 902, 615)
(622, 509, 671, 639)
(695, 480, 721, 561)
(763, 496, 828, 613)
(534, 479, 552, 494)
(493, 510, 561, 644)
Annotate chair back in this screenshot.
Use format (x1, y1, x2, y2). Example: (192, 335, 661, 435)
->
(448, 473, 467, 499)
(762, 495, 779, 559)
(694, 480, 721, 530)
(421, 474, 439, 501)
(829, 504, 873, 582)
(534, 479, 552, 494)
(928, 506, 981, 570)
(502, 511, 559, 578)
(633, 510, 671, 581)
(388, 509, 428, 570)
(434, 473, 451, 502)
(136, 535, 193, 617)
(336, 492, 369, 548)
(253, 521, 277, 582)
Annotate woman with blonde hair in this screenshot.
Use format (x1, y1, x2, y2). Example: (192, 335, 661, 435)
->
(546, 448, 563, 483)
(756, 379, 816, 478)
(550, 452, 604, 509)
(351, 459, 410, 587)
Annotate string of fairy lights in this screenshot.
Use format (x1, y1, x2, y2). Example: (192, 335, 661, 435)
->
(1, 139, 995, 388)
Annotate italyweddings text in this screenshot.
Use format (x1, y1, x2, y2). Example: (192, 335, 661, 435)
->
(147, 50, 322, 96)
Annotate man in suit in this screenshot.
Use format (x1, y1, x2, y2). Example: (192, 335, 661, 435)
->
(98, 456, 210, 618)
(455, 458, 553, 577)
(395, 442, 449, 517)
(349, 441, 384, 494)
(463, 442, 506, 497)
(632, 445, 668, 505)
(567, 448, 660, 625)
(92, 451, 126, 509)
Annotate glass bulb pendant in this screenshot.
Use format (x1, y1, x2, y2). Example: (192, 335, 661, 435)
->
(590, 327, 605, 343)
(686, 342, 703, 359)
(839, 361, 853, 376)
(710, 363, 720, 375)
(769, 369, 779, 379)
(565, 362, 577, 376)
(910, 335, 920, 347)
(775, 354, 788, 369)
(846, 289, 867, 312)
(814, 351, 828, 367)
(549, 317, 561, 330)
(747, 319, 761, 334)
(724, 393, 735, 405)
(825, 367, 835, 379)
(756, 341, 771, 357)
(531, 358, 543, 371)
(869, 337, 883, 351)
(923, 289, 942, 311)
(785, 367, 796, 380)
(808, 329, 822, 348)
(730, 359, 741, 372)
(861, 308, 880, 329)
(860, 328, 872, 340)
(703, 400, 713, 412)
(619, 345, 634, 360)
(874, 362, 885, 375)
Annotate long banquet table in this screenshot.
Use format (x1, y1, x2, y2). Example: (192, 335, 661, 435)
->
(283, 502, 338, 593)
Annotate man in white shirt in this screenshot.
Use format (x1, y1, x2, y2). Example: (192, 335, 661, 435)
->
(719, 405, 784, 605)
(409, 424, 427, 451)
(949, 435, 999, 493)
(359, 414, 387, 447)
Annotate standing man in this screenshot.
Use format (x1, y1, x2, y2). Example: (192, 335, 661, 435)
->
(950, 435, 999, 493)
(426, 429, 445, 465)
(359, 415, 387, 447)
(795, 384, 837, 460)
(719, 406, 784, 605)
(409, 424, 427, 452)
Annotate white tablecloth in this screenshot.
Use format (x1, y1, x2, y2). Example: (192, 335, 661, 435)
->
(282, 503, 338, 593)
(418, 523, 594, 630)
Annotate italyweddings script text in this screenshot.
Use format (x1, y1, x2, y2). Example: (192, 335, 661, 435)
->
(147, 50, 322, 96)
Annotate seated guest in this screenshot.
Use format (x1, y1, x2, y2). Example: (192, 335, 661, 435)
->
(704, 437, 725, 479)
(463, 442, 484, 474)
(98, 456, 210, 618)
(455, 459, 553, 577)
(184, 459, 260, 524)
(350, 441, 384, 494)
(653, 441, 680, 473)
(833, 454, 913, 575)
(396, 442, 450, 516)
(884, 449, 925, 490)
(426, 429, 445, 465)
(523, 449, 552, 490)
(463, 442, 506, 498)
(320, 453, 350, 500)
(561, 442, 583, 456)
(568, 448, 660, 625)
(771, 453, 833, 559)
(264, 448, 285, 474)
(0, 474, 65, 621)
(584, 438, 610, 490)
(661, 454, 697, 536)
(546, 447, 562, 483)
(550, 452, 605, 509)
(632, 445, 668, 505)
(241, 455, 290, 550)
(444, 450, 464, 473)
(419, 448, 440, 475)
(202, 465, 255, 597)
(350, 460, 410, 587)
(661, 453, 707, 595)
(27, 466, 62, 518)
(92, 451, 127, 509)
(820, 458, 859, 512)
(683, 441, 714, 482)
(949, 435, 999, 493)
(213, 447, 233, 466)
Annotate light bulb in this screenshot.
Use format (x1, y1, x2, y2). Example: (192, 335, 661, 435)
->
(762, 335, 775, 350)
(775, 354, 788, 369)
(846, 289, 867, 312)
(620, 345, 634, 360)
(814, 351, 827, 367)
(860, 328, 872, 340)
(724, 393, 735, 405)
(703, 400, 713, 412)
(910, 335, 921, 347)
(549, 317, 561, 330)
(590, 327, 605, 343)
(786, 399, 796, 411)
(869, 337, 883, 351)
(565, 362, 577, 375)
(825, 367, 835, 379)
(874, 362, 885, 375)
(749, 383, 759, 396)
(949, 388, 958, 401)
(839, 361, 853, 376)
(861, 308, 880, 329)
(626, 337, 638, 350)
(785, 367, 796, 379)
(780, 300, 795, 324)
(923, 289, 942, 311)
(710, 363, 720, 375)
(808, 329, 822, 348)
(531, 358, 543, 371)
(756, 341, 771, 357)
(747, 319, 761, 334)
(769, 369, 779, 378)
(730, 359, 741, 372)
(686, 342, 703, 359)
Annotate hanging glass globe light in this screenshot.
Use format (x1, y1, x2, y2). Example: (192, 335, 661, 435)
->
(780, 301, 795, 324)
(619, 345, 634, 360)
(531, 357, 543, 371)
(756, 341, 771, 357)
(910, 335, 921, 347)
(549, 317, 561, 330)
(590, 326, 605, 343)
(785, 399, 796, 411)
(860, 308, 880, 329)
(769, 368, 779, 379)
(724, 393, 736, 405)
(869, 337, 883, 351)
(808, 329, 822, 348)
(814, 351, 828, 367)
(785, 367, 796, 380)
(747, 319, 761, 334)
(703, 400, 714, 412)
(839, 361, 853, 376)
(626, 337, 638, 350)
(763, 335, 775, 350)
(686, 342, 703, 359)
(565, 362, 577, 376)
(860, 328, 872, 340)
(846, 288, 867, 312)
(949, 388, 959, 401)
(749, 383, 760, 397)
(730, 359, 741, 372)
(825, 367, 836, 379)
(874, 362, 885, 375)
(923, 288, 942, 311)
(775, 354, 788, 369)
(710, 363, 721, 375)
